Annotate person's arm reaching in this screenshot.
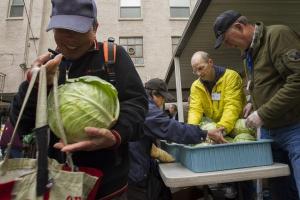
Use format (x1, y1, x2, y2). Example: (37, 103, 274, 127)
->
(145, 101, 226, 144)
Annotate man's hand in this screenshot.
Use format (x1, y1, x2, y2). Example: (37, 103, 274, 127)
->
(243, 103, 253, 118)
(246, 111, 263, 128)
(28, 53, 63, 85)
(207, 127, 227, 144)
(53, 127, 117, 153)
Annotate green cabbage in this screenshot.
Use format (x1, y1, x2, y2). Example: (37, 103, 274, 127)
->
(199, 121, 217, 144)
(48, 76, 120, 143)
(233, 133, 256, 143)
(199, 117, 213, 126)
(201, 122, 217, 131)
(232, 119, 256, 136)
(200, 120, 217, 131)
(224, 136, 234, 143)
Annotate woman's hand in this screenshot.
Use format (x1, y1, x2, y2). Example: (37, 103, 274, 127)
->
(27, 53, 63, 85)
(54, 127, 117, 153)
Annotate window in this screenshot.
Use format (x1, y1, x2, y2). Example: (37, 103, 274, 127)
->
(120, 37, 144, 65)
(170, 0, 190, 18)
(120, 0, 141, 18)
(171, 36, 181, 53)
(8, 0, 24, 18)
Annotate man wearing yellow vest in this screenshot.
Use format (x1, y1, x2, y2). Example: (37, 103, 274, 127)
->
(188, 51, 245, 135)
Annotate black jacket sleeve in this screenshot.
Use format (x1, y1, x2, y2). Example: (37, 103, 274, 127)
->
(113, 46, 148, 143)
(9, 81, 37, 135)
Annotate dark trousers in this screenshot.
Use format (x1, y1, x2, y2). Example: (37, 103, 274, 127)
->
(111, 192, 128, 200)
(127, 178, 172, 200)
(127, 185, 148, 200)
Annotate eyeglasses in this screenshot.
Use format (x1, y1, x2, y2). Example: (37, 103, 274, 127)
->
(192, 63, 208, 75)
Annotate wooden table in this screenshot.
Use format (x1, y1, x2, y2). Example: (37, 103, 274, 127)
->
(159, 163, 290, 199)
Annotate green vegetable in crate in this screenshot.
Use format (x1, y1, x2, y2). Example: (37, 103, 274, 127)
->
(199, 122, 217, 143)
(233, 133, 256, 143)
(232, 118, 255, 136)
(224, 136, 234, 143)
(199, 117, 213, 127)
(48, 76, 120, 143)
(200, 121, 217, 131)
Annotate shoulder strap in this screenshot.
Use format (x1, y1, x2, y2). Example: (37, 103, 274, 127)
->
(103, 37, 117, 85)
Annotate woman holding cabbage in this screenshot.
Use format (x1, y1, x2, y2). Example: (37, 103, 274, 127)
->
(9, 0, 148, 199)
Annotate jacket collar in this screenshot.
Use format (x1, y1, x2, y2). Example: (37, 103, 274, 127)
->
(246, 22, 265, 58)
(199, 65, 226, 94)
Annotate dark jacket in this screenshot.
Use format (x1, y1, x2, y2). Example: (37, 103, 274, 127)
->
(128, 98, 207, 185)
(245, 22, 300, 128)
(0, 119, 22, 149)
(9, 42, 148, 199)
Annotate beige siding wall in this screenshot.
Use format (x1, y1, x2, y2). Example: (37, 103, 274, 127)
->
(0, 0, 47, 93)
(0, 0, 194, 93)
(0, 0, 29, 93)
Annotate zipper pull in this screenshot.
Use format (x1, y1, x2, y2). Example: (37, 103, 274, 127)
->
(65, 63, 72, 81)
(246, 80, 251, 91)
(66, 68, 69, 81)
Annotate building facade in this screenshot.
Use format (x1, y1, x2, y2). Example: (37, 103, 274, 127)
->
(0, 0, 197, 95)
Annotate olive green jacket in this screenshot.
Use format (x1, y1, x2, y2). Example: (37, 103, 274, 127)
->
(246, 22, 300, 128)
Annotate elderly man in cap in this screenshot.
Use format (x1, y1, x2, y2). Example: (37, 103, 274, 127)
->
(10, 0, 148, 199)
(214, 10, 300, 199)
(128, 78, 226, 200)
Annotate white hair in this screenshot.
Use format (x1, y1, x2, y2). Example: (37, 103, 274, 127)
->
(191, 51, 210, 66)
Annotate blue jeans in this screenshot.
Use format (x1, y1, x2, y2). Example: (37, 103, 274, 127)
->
(261, 123, 300, 200)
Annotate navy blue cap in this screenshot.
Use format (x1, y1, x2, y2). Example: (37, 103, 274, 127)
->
(145, 78, 174, 100)
(47, 0, 97, 33)
(213, 10, 241, 49)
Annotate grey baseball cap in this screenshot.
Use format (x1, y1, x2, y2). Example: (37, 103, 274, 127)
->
(47, 0, 97, 33)
(213, 10, 241, 49)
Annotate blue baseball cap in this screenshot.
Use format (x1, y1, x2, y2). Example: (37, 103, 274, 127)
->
(213, 10, 241, 49)
(47, 0, 97, 33)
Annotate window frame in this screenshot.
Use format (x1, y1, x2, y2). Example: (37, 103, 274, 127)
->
(7, 0, 25, 19)
(169, 0, 190, 19)
(119, 36, 144, 67)
(119, 0, 142, 21)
